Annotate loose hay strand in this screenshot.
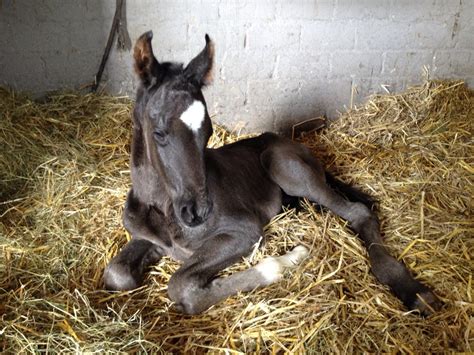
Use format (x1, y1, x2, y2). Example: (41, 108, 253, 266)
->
(1, 80, 473, 353)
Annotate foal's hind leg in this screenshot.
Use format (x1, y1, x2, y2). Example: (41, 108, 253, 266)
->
(261, 140, 441, 316)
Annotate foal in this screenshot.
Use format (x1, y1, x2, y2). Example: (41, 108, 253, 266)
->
(104, 31, 440, 316)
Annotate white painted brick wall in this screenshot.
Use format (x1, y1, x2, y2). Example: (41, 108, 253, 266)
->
(1, 0, 473, 132)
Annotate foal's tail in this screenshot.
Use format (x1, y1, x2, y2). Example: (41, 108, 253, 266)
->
(325, 171, 377, 210)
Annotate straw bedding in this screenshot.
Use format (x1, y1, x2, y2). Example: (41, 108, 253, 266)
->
(0, 80, 472, 353)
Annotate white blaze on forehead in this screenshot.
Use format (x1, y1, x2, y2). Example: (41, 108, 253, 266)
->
(179, 100, 205, 132)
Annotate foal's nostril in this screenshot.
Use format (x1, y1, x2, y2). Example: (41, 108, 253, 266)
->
(181, 203, 193, 220)
(180, 201, 200, 226)
(180, 199, 212, 227)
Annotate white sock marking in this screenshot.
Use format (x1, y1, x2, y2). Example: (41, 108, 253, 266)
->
(255, 245, 310, 283)
(179, 100, 205, 132)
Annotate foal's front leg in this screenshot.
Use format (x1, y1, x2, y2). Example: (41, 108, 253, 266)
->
(167, 232, 309, 314)
(104, 190, 164, 291)
(104, 238, 162, 290)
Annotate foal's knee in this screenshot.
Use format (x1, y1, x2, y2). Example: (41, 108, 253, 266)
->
(167, 274, 207, 315)
(104, 262, 141, 291)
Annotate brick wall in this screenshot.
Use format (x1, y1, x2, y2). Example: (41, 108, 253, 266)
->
(1, 0, 473, 132)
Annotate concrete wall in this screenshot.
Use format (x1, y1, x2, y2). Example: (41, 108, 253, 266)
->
(1, 0, 473, 132)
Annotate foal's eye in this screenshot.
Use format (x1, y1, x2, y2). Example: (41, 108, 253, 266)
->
(153, 130, 168, 145)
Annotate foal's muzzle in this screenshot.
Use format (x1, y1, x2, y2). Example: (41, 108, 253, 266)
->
(179, 198, 213, 227)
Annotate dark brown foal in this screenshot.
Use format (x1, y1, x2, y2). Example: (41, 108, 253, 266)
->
(104, 31, 441, 316)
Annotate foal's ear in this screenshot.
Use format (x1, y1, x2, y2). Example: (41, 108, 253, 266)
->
(134, 31, 160, 87)
(184, 34, 214, 87)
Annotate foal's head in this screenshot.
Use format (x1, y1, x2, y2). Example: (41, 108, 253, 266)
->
(133, 31, 214, 227)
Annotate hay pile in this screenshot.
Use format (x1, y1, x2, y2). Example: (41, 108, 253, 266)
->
(1, 80, 472, 353)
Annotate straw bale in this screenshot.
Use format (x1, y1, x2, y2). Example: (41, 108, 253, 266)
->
(0, 80, 472, 353)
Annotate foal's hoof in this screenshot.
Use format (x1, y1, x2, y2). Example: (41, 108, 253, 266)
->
(410, 289, 442, 317)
